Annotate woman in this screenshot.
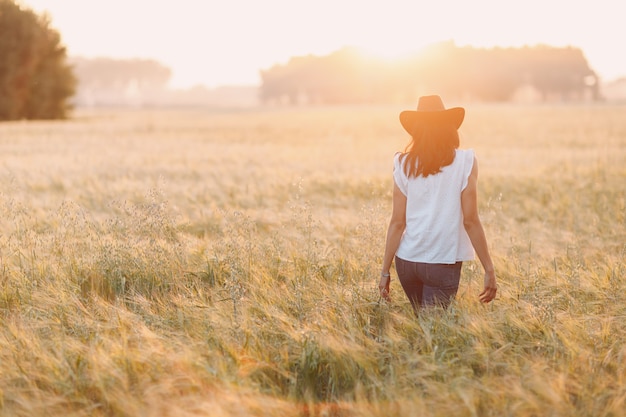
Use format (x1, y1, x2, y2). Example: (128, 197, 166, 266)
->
(379, 95, 497, 311)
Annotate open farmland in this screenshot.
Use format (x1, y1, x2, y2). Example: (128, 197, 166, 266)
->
(0, 104, 625, 416)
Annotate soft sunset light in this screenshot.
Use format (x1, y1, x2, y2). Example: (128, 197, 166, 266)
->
(22, 0, 626, 88)
(3, 0, 626, 414)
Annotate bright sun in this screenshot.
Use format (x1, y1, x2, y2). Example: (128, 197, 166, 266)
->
(356, 41, 436, 61)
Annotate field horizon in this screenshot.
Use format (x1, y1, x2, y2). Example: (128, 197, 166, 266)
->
(0, 103, 624, 416)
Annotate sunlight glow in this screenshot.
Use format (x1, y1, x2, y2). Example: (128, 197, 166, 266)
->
(22, 0, 626, 87)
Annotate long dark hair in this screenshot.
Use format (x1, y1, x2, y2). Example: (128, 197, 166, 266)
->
(400, 123, 460, 178)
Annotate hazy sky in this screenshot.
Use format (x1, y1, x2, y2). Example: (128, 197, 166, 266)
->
(24, 0, 626, 88)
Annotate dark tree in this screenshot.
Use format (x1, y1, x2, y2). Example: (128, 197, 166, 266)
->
(0, 0, 76, 120)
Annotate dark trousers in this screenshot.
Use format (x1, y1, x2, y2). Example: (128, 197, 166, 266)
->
(395, 256, 462, 312)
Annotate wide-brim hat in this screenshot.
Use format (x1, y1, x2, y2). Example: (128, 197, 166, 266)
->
(399, 95, 465, 136)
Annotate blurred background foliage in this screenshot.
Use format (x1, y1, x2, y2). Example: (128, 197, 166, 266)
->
(0, 0, 608, 118)
(0, 0, 75, 120)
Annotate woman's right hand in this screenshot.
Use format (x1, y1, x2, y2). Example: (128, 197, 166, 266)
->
(479, 271, 497, 303)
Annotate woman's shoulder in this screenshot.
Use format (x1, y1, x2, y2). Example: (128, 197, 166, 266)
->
(456, 148, 475, 156)
(456, 148, 476, 162)
(393, 151, 409, 166)
(393, 152, 407, 176)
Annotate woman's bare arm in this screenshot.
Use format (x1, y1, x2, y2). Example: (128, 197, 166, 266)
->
(461, 157, 498, 303)
(379, 183, 407, 300)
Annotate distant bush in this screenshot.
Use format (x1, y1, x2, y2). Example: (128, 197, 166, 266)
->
(0, 0, 75, 120)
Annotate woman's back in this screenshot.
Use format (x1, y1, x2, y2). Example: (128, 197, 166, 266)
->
(394, 149, 475, 264)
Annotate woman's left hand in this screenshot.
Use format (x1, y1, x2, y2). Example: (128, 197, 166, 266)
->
(479, 271, 498, 303)
(378, 275, 391, 301)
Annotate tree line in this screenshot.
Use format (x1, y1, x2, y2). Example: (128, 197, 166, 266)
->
(259, 42, 600, 105)
(70, 57, 171, 107)
(71, 57, 171, 92)
(0, 0, 603, 119)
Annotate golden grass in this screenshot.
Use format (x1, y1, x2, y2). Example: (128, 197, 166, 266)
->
(0, 104, 625, 416)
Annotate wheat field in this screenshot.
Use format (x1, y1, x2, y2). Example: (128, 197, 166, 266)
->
(0, 104, 624, 416)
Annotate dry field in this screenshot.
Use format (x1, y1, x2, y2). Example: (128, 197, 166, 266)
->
(0, 104, 625, 416)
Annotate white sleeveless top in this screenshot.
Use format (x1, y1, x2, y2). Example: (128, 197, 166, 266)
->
(393, 149, 475, 264)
